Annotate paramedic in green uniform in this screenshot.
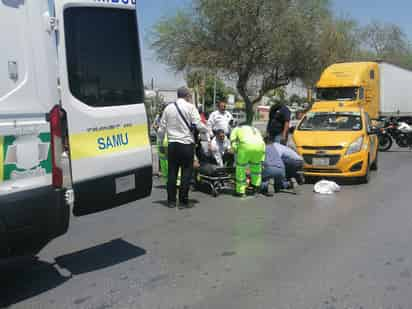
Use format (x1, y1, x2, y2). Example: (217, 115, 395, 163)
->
(230, 125, 265, 196)
(155, 102, 170, 184)
(157, 135, 169, 184)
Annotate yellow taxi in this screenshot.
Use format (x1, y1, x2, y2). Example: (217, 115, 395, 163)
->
(291, 105, 379, 183)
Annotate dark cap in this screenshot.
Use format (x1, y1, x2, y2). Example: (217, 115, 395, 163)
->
(177, 87, 191, 99)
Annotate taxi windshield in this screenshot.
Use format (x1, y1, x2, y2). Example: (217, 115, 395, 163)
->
(298, 112, 363, 131)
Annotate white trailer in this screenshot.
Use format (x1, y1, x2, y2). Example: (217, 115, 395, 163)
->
(380, 62, 412, 116)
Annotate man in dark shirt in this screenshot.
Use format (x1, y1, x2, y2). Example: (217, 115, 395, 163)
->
(267, 102, 291, 145)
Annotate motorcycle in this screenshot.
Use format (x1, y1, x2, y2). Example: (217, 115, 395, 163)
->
(378, 119, 412, 151)
(378, 125, 393, 151)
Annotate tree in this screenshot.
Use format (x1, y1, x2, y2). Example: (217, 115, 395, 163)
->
(302, 16, 361, 85)
(361, 22, 409, 58)
(185, 70, 204, 107)
(204, 75, 229, 109)
(359, 21, 412, 69)
(151, 0, 333, 124)
(185, 70, 230, 110)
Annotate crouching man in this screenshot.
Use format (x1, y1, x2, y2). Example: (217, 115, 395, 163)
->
(261, 137, 304, 196)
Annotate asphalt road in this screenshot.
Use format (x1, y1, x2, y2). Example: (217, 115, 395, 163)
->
(2, 149, 412, 309)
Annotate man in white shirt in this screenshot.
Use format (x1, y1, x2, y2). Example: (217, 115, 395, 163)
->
(207, 101, 233, 136)
(208, 129, 232, 167)
(158, 87, 208, 208)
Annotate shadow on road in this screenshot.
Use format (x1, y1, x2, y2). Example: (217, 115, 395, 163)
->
(0, 239, 146, 308)
(55, 238, 146, 275)
(153, 199, 200, 208)
(384, 149, 412, 153)
(0, 257, 68, 308)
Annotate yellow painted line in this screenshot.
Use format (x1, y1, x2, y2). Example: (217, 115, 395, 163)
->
(0, 136, 4, 182)
(69, 124, 150, 160)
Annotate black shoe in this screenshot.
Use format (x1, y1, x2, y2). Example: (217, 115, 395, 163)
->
(246, 186, 257, 196)
(184, 202, 194, 209)
(179, 201, 194, 209)
(167, 201, 177, 208)
(296, 174, 305, 185)
(261, 190, 274, 197)
(274, 184, 282, 193)
(234, 192, 246, 198)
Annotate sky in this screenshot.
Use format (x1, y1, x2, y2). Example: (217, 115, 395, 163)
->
(137, 0, 412, 89)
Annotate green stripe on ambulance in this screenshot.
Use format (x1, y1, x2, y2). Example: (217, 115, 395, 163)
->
(1, 133, 52, 182)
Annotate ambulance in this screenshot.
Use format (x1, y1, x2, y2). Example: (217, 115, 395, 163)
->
(0, 0, 152, 259)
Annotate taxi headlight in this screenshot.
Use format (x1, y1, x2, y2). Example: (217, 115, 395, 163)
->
(346, 136, 364, 155)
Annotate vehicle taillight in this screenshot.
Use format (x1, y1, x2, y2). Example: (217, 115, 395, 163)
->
(49, 105, 63, 188)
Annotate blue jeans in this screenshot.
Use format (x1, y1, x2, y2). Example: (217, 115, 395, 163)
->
(261, 165, 288, 192)
(284, 159, 304, 180)
(273, 134, 282, 144)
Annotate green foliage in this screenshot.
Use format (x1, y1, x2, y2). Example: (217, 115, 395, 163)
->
(151, 0, 332, 124)
(359, 21, 412, 70)
(204, 76, 229, 107)
(150, 0, 412, 122)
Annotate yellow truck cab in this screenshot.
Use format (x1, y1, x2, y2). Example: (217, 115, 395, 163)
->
(292, 62, 381, 182)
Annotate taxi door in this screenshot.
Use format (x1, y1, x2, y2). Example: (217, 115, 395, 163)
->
(55, 1, 152, 216)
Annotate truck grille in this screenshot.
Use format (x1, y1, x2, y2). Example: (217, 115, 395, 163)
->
(303, 154, 341, 166)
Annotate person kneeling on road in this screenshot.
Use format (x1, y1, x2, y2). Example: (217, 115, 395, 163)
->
(260, 137, 304, 196)
(230, 125, 265, 197)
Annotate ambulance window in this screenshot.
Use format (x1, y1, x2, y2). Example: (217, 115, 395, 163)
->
(370, 70, 375, 80)
(64, 7, 144, 107)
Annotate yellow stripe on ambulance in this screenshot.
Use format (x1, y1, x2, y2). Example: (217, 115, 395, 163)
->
(69, 124, 150, 161)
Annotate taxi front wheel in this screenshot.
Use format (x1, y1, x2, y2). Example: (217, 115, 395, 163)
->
(370, 151, 378, 171)
(359, 157, 370, 184)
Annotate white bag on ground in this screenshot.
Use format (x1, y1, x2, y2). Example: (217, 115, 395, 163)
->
(314, 180, 341, 194)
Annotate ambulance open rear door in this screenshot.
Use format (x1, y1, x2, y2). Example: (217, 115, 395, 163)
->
(55, 1, 152, 216)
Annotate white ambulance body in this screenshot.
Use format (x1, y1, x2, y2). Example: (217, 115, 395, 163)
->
(0, 0, 152, 259)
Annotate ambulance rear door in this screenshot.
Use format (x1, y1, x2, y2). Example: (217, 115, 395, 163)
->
(55, 0, 152, 216)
